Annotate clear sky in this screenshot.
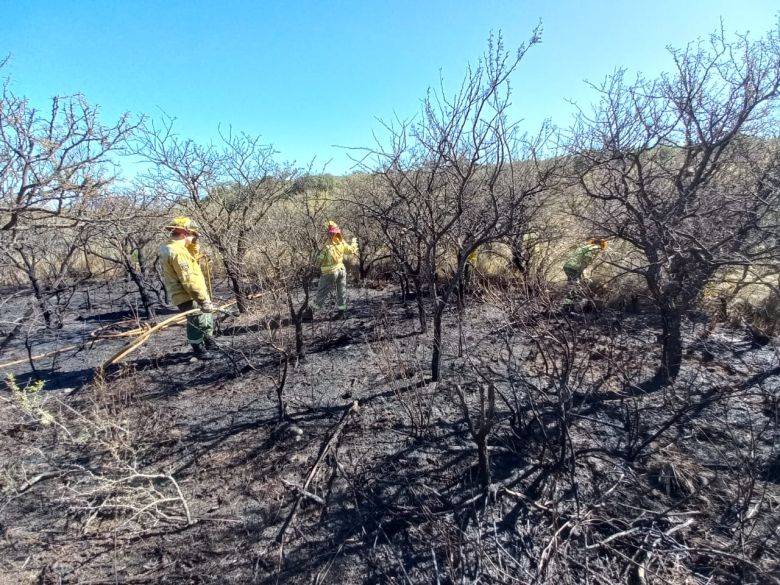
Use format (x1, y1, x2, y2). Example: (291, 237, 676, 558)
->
(2, 1, 778, 177)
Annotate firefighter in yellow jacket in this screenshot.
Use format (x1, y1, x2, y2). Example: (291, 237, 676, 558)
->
(310, 221, 358, 315)
(159, 216, 217, 360)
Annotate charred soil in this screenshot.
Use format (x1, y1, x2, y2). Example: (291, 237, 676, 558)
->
(1, 279, 779, 584)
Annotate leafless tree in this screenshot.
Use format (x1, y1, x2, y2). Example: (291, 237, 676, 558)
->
(256, 174, 338, 360)
(455, 382, 496, 493)
(568, 22, 780, 384)
(360, 30, 554, 381)
(338, 173, 392, 281)
(134, 119, 301, 313)
(0, 76, 136, 233)
(84, 189, 172, 319)
(0, 67, 137, 332)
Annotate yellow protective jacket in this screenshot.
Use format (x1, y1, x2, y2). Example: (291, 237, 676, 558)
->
(317, 237, 358, 275)
(159, 239, 211, 306)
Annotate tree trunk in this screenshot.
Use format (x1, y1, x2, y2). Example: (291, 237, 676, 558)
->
(431, 303, 444, 382)
(294, 318, 303, 357)
(655, 308, 683, 385)
(510, 241, 526, 274)
(286, 288, 304, 359)
(228, 271, 248, 313)
(217, 245, 248, 313)
(476, 432, 491, 492)
(413, 275, 427, 333)
(126, 264, 156, 319)
(397, 271, 408, 304)
(28, 273, 56, 329)
(276, 355, 288, 421)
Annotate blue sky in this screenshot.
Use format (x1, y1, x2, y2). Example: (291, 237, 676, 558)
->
(2, 1, 778, 177)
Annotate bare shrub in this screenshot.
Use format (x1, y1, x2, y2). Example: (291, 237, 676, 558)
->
(370, 327, 435, 439)
(134, 119, 301, 313)
(359, 30, 555, 381)
(2, 372, 193, 541)
(567, 22, 780, 385)
(0, 66, 138, 334)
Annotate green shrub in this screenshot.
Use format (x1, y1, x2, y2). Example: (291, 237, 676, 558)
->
(5, 373, 53, 426)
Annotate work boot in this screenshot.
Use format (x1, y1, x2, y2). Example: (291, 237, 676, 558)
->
(203, 336, 219, 351)
(191, 343, 214, 360)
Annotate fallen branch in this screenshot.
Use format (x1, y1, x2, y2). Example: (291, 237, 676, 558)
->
(281, 478, 326, 505)
(0, 344, 82, 370)
(103, 292, 269, 367)
(276, 400, 359, 543)
(584, 527, 641, 550)
(13, 470, 62, 494)
(89, 319, 152, 339)
(103, 309, 201, 367)
(499, 486, 554, 512)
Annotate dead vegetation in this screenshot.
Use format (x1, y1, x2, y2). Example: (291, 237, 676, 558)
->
(1, 280, 778, 584)
(1, 22, 780, 585)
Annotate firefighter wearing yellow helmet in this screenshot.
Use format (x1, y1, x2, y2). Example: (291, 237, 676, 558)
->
(310, 221, 359, 315)
(159, 216, 217, 360)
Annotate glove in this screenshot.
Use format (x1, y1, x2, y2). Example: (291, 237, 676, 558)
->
(200, 300, 214, 313)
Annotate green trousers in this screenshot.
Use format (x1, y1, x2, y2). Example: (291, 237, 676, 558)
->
(313, 267, 347, 311)
(177, 300, 214, 345)
(563, 266, 582, 283)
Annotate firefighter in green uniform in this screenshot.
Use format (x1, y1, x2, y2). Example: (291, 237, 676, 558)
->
(563, 238, 608, 283)
(562, 238, 608, 309)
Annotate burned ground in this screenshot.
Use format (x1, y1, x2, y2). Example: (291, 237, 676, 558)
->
(1, 278, 779, 585)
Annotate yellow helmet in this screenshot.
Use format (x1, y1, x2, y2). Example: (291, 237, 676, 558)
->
(326, 220, 341, 236)
(165, 216, 199, 234)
